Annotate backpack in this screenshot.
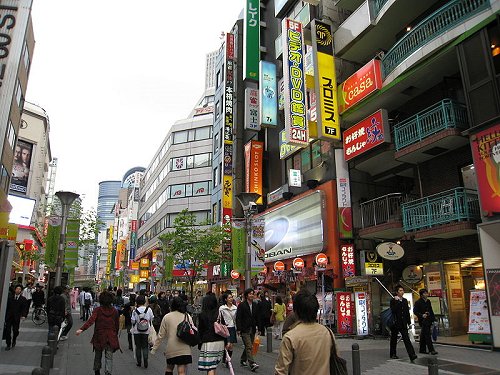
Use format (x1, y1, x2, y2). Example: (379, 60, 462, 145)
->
(135, 306, 150, 332)
(84, 293, 92, 307)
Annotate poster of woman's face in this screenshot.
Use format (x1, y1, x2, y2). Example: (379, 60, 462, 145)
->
(10, 139, 33, 195)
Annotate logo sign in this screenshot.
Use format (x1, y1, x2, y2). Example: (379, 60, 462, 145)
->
(274, 261, 285, 271)
(338, 59, 382, 114)
(344, 109, 390, 161)
(244, 141, 264, 204)
(355, 292, 369, 336)
(279, 130, 301, 160)
(376, 242, 405, 260)
(288, 169, 301, 187)
(470, 123, 500, 217)
(244, 0, 260, 81)
(213, 265, 221, 276)
(230, 270, 240, 279)
(402, 265, 423, 284)
(140, 258, 150, 267)
(315, 252, 328, 267)
(337, 292, 353, 334)
(282, 19, 309, 146)
(365, 262, 383, 275)
(312, 19, 340, 141)
(259, 61, 278, 127)
(341, 244, 355, 278)
(245, 87, 260, 131)
(293, 257, 304, 270)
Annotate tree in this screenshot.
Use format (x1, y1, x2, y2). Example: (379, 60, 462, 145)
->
(159, 209, 228, 302)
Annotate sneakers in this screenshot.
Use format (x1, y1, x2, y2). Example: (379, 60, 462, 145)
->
(240, 361, 248, 367)
(250, 362, 259, 372)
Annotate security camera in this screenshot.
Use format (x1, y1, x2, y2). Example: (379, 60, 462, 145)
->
(248, 202, 258, 214)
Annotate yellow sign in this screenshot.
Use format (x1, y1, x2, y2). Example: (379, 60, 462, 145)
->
(222, 175, 233, 209)
(131, 262, 139, 270)
(130, 275, 140, 283)
(140, 270, 149, 278)
(106, 225, 114, 275)
(365, 262, 383, 276)
(7, 224, 18, 241)
(140, 258, 150, 267)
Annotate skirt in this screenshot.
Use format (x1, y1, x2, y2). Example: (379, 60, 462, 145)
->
(198, 341, 225, 371)
(167, 355, 192, 365)
(228, 327, 237, 343)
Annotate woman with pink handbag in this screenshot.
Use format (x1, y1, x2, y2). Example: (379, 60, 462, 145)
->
(219, 293, 237, 366)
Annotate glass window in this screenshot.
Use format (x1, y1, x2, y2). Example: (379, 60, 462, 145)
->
(321, 140, 331, 160)
(170, 184, 185, 198)
(293, 153, 301, 171)
(188, 129, 196, 142)
(214, 132, 220, 153)
(7, 120, 16, 149)
(173, 130, 188, 144)
(187, 155, 194, 169)
(212, 203, 217, 224)
(196, 126, 211, 140)
(185, 184, 193, 197)
(23, 40, 30, 72)
(301, 148, 311, 172)
(215, 101, 220, 120)
(172, 156, 186, 171)
(213, 166, 219, 187)
(194, 153, 210, 168)
(311, 141, 321, 168)
(15, 79, 22, 108)
(193, 181, 209, 196)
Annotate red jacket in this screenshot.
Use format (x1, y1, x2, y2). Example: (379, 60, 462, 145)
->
(80, 306, 120, 351)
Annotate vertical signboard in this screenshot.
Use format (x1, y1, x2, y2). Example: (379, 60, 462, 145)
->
(470, 124, 500, 217)
(10, 140, 33, 194)
(335, 149, 353, 239)
(312, 20, 340, 140)
(282, 19, 309, 146)
(250, 218, 265, 274)
(129, 220, 137, 263)
(232, 220, 246, 272)
(106, 225, 113, 275)
(244, 87, 260, 131)
(336, 292, 353, 334)
(355, 292, 369, 336)
(259, 61, 278, 127)
(341, 244, 355, 278)
(64, 218, 80, 268)
(45, 218, 60, 268)
(244, 0, 260, 81)
(244, 141, 264, 204)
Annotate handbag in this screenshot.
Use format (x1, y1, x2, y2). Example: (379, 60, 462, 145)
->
(270, 310, 276, 324)
(214, 312, 230, 338)
(327, 327, 347, 375)
(176, 313, 200, 346)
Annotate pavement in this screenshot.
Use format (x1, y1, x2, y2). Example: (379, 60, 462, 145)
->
(2, 308, 500, 374)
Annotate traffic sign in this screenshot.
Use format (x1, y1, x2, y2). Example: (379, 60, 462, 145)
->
(274, 261, 285, 271)
(230, 270, 240, 279)
(315, 252, 328, 267)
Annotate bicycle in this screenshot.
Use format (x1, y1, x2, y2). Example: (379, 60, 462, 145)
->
(32, 305, 47, 325)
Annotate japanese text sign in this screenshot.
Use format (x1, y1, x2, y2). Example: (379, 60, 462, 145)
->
(336, 292, 353, 334)
(341, 244, 355, 278)
(355, 292, 369, 336)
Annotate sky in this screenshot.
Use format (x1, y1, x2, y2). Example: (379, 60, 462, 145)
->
(26, 0, 244, 211)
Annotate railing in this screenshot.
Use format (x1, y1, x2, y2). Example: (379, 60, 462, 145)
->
(360, 193, 416, 228)
(402, 187, 480, 231)
(373, 0, 389, 16)
(394, 99, 469, 151)
(381, 0, 490, 78)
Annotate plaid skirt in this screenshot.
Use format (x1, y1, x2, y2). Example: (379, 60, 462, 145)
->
(198, 341, 225, 370)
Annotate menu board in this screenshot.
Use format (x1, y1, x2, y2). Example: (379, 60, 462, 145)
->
(468, 290, 491, 334)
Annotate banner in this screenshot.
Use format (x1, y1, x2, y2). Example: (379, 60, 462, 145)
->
(224, 33, 235, 145)
(312, 20, 340, 140)
(244, 0, 260, 80)
(335, 149, 353, 239)
(250, 218, 265, 275)
(10, 139, 33, 195)
(259, 61, 278, 127)
(45, 219, 60, 267)
(65, 218, 80, 269)
(336, 292, 353, 334)
(244, 87, 260, 131)
(232, 220, 246, 272)
(244, 141, 264, 204)
(341, 244, 355, 278)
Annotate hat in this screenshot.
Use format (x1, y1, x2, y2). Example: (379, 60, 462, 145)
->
(149, 295, 157, 303)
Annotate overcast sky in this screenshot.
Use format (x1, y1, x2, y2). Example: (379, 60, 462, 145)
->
(26, 1, 244, 211)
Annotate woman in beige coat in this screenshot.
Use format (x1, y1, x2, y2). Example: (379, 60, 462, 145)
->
(151, 297, 194, 375)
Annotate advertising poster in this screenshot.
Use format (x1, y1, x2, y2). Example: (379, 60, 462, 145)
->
(355, 292, 369, 336)
(470, 124, 500, 216)
(468, 290, 491, 334)
(65, 218, 80, 269)
(259, 60, 277, 127)
(486, 268, 500, 316)
(232, 220, 246, 272)
(10, 139, 33, 195)
(250, 218, 265, 274)
(336, 292, 353, 334)
(445, 263, 465, 312)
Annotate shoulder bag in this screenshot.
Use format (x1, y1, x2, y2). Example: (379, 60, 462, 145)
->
(176, 312, 200, 346)
(327, 327, 347, 375)
(214, 311, 230, 338)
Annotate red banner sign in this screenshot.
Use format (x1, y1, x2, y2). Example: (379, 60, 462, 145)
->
(336, 292, 353, 334)
(341, 244, 355, 278)
(344, 109, 389, 161)
(338, 59, 382, 114)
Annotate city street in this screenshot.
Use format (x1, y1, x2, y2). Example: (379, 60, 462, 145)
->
(2, 310, 500, 375)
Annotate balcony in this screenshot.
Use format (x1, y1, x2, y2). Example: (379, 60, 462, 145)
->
(359, 193, 415, 239)
(394, 99, 469, 163)
(401, 187, 480, 240)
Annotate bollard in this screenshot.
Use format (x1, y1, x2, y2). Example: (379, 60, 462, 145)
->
(352, 343, 361, 375)
(31, 368, 45, 375)
(266, 326, 273, 353)
(428, 356, 439, 375)
(47, 332, 57, 366)
(40, 345, 52, 375)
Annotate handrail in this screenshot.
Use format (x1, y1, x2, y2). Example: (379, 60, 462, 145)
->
(360, 192, 417, 228)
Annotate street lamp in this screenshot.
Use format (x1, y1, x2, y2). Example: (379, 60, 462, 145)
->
(54, 191, 80, 287)
(235, 192, 260, 290)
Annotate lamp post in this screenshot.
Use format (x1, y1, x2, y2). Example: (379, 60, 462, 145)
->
(54, 191, 80, 287)
(235, 192, 261, 290)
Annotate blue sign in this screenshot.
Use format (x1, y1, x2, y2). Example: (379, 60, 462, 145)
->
(259, 61, 277, 127)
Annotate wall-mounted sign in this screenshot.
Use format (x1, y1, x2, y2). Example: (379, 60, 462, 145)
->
(259, 61, 277, 127)
(335, 149, 353, 239)
(140, 258, 150, 267)
(140, 270, 149, 278)
(315, 252, 328, 267)
(344, 109, 390, 161)
(251, 218, 265, 274)
(245, 87, 260, 131)
(355, 292, 369, 336)
(279, 130, 301, 160)
(244, 0, 260, 81)
(244, 140, 264, 204)
(376, 242, 405, 260)
(341, 244, 355, 278)
(274, 261, 285, 271)
(402, 265, 423, 284)
(338, 59, 382, 114)
(282, 18, 309, 146)
(230, 270, 240, 279)
(267, 185, 286, 205)
(365, 262, 383, 275)
(337, 292, 353, 334)
(293, 257, 304, 270)
(130, 262, 139, 270)
(130, 275, 140, 283)
(288, 169, 302, 187)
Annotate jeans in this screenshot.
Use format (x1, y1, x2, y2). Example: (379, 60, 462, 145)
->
(240, 331, 256, 364)
(390, 326, 416, 358)
(134, 333, 149, 366)
(94, 345, 113, 374)
(273, 321, 284, 339)
(83, 305, 91, 320)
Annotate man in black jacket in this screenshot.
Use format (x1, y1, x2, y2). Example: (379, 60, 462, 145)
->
(47, 286, 66, 334)
(390, 285, 417, 361)
(32, 284, 45, 308)
(4, 284, 28, 350)
(414, 288, 437, 355)
(236, 288, 260, 371)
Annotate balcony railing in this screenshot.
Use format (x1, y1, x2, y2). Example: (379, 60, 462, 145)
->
(402, 187, 480, 232)
(381, 0, 490, 78)
(394, 99, 469, 151)
(360, 193, 416, 229)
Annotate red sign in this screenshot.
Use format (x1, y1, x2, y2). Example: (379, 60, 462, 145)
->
(131, 220, 137, 232)
(341, 244, 355, 278)
(344, 109, 389, 161)
(338, 59, 382, 114)
(336, 292, 353, 334)
(244, 140, 264, 204)
(293, 257, 304, 270)
(274, 261, 285, 271)
(470, 123, 500, 217)
(315, 253, 328, 267)
(230, 270, 240, 279)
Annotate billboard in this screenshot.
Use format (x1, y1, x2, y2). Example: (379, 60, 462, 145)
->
(470, 124, 500, 217)
(335, 149, 353, 239)
(344, 109, 390, 161)
(282, 19, 309, 146)
(244, 141, 264, 204)
(259, 61, 278, 127)
(244, 87, 260, 131)
(312, 20, 341, 140)
(10, 139, 33, 195)
(244, 0, 260, 81)
(7, 194, 35, 225)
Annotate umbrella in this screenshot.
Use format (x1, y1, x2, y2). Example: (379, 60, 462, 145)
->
(380, 308, 395, 329)
(58, 319, 68, 341)
(225, 349, 235, 375)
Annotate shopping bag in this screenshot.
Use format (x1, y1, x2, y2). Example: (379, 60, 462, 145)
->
(408, 328, 416, 343)
(251, 335, 260, 356)
(58, 319, 68, 341)
(148, 327, 158, 345)
(119, 314, 125, 330)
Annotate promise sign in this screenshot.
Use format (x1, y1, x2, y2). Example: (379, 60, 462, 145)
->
(282, 19, 309, 146)
(244, 0, 260, 81)
(312, 19, 340, 140)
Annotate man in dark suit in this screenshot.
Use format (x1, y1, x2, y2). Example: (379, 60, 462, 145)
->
(414, 288, 437, 355)
(4, 284, 28, 350)
(236, 288, 260, 371)
(390, 285, 417, 361)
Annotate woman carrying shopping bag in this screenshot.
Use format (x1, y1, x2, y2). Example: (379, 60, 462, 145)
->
(198, 293, 226, 375)
(272, 296, 286, 339)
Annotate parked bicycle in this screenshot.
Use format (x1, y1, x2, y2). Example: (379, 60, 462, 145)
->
(32, 305, 47, 325)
